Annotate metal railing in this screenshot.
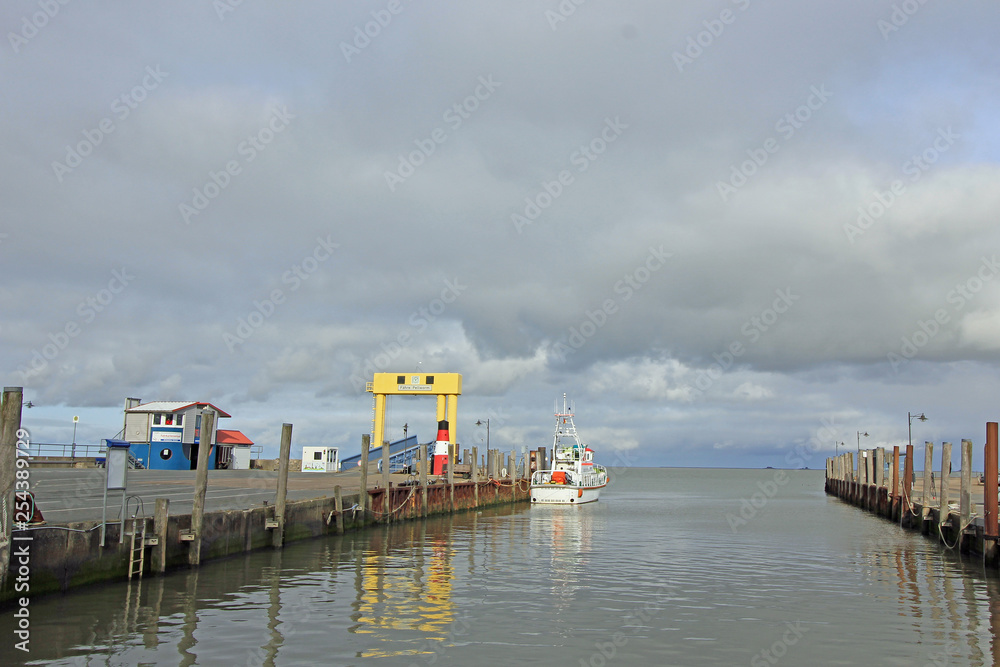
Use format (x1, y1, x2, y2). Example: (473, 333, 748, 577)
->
(26, 443, 107, 458)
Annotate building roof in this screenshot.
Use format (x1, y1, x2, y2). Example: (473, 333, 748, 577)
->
(216, 429, 253, 445)
(126, 401, 231, 418)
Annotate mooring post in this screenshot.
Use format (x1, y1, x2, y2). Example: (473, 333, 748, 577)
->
(891, 446, 900, 518)
(902, 445, 914, 523)
(938, 441, 952, 530)
(470, 445, 479, 508)
(359, 434, 370, 515)
(153, 498, 169, 574)
(189, 410, 216, 565)
(0, 386, 25, 592)
(447, 443, 455, 512)
(333, 485, 344, 534)
(985, 423, 999, 560)
(419, 442, 428, 516)
(381, 438, 390, 519)
(418, 442, 428, 516)
(922, 442, 934, 519)
(273, 423, 292, 548)
(960, 440, 972, 535)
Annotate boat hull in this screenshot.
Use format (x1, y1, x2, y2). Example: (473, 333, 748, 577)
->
(530, 483, 604, 505)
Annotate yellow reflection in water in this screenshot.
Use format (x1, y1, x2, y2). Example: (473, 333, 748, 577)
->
(351, 536, 455, 658)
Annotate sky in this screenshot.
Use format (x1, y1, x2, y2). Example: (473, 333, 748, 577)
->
(2, 1, 998, 468)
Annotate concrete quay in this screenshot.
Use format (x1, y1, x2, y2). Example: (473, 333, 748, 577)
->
(1, 459, 528, 606)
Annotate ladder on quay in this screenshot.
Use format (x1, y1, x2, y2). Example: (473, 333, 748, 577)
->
(126, 514, 158, 580)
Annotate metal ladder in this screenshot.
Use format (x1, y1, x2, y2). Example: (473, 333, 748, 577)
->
(127, 515, 148, 580)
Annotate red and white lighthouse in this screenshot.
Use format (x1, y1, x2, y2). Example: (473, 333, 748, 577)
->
(431, 419, 450, 475)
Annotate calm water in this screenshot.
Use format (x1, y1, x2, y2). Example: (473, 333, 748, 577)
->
(4, 468, 1000, 666)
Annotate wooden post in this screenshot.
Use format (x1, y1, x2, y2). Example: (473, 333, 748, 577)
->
(381, 439, 390, 519)
(922, 442, 934, 518)
(903, 445, 914, 521)
(960, 440, 972, 533)
(273, 423, 292, 548)
(891, 446, 900, 518)
(510, 449, 516, 483)
(359, 434, 370, 514)
(0, 387, 24, 591)
(152, 498, 169, 574)
(189, 410, 216, 565)
(333, 485, 344, 534)
(938, 441, 951, 527)
(471, 445, 479, 508)
(875, 448, 885, 487)
(985, 423, 998, 555)
(419, 442, 428, 516)
(447, 443, 455, 512)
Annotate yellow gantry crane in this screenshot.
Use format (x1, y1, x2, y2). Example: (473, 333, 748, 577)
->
(366, 373, 462, 448)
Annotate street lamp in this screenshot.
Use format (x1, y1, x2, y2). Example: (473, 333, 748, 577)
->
(908, 412, 927, 451)
(857, 430, 868, 455)
(475, 419, 490, 449)
(72, 415, 79, 459)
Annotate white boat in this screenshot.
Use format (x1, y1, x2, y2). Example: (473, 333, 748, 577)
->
(530, 395, 608, 505)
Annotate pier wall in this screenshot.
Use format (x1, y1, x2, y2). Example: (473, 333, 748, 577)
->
(0, 479, 528, 605)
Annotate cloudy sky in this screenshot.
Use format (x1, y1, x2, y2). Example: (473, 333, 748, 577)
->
(3, 1, 998, 468)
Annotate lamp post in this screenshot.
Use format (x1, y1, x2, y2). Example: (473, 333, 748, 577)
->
(475, 419, 490, 449)
(857, 430, 868, 456)
(72, 415, 79, 459)
(908, 411, 927, 451)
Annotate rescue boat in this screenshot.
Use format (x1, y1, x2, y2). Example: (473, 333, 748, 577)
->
(530, 395, 608, 505)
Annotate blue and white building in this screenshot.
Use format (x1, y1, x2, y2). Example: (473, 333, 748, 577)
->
(123, 399, 231, 470)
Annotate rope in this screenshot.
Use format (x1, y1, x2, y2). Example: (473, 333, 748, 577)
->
(367, 484, 418, 517)
(937, 513, 974, 551)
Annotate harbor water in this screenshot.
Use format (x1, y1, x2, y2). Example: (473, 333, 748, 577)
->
(4, 467, 1000, 666)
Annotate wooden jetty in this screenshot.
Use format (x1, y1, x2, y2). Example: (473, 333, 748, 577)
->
(825, 421, 999, 564)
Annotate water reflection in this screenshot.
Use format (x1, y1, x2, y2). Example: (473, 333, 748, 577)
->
(6, 494, 1000, 665)
(858, 532, 1000, 666)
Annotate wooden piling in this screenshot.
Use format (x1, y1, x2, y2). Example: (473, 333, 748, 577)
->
(470, 446, 479, 507)
(903, 445, 914, 523)
(152, 498, 169, 573)
(891, 446, 900, 519)
(0, 386, 24, 591)
(333, 485, 344, 535)
(359, 434, 370, 514)
(447, 443, 455, 512)
(272, 423, 292, 548)
(381, 439, 390, 519)
(419, 442, 428, 516)
(922, 442, 934, 519)
(960, 440, 972, 534)
(985, 423, 998, 559)
(938, 441, 951, 528)
(189, 410, 216, 565)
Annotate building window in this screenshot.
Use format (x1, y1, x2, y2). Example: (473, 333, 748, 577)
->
(397, 375, 405, 384)
(426, 375, 434, 384)
(165, 414, 173, 426)
(176, 414, 183, 426)
(314, 452, 323, 460)
(153, 413, 162, 425)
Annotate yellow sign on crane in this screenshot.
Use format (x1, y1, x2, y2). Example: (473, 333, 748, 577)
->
(366, 373, 462, 450)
